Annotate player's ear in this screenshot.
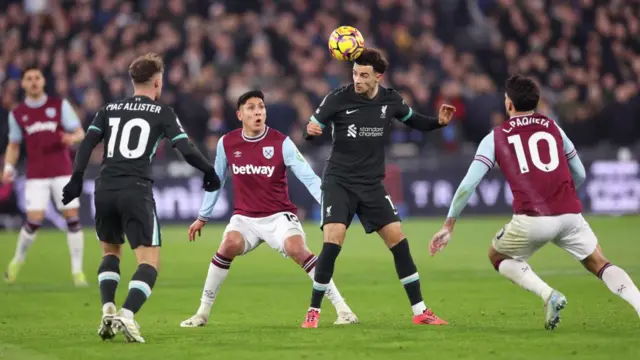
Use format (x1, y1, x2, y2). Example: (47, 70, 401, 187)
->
(236, 109, 242, 121)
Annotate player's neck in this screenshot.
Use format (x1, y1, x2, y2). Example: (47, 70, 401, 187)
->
(242, 126, 267, 140)
(133, 90, 156, 101)
(24, 94, 47, 108)
(359, 85, 379, 99)
(509, 111, 535, 119)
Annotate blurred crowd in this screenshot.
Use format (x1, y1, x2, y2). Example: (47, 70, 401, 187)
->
(0, 0, 638, 163)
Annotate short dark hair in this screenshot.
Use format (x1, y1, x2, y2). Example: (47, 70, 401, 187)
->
(128, 53, 164, 84)
(505, 74, 540, 112)
(354, 48, 388, 74)
(21, 66, 42, 79)
(237, 90, 265, 109)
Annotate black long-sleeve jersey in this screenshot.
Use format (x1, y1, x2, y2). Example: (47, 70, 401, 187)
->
(307, 84, 441, 185)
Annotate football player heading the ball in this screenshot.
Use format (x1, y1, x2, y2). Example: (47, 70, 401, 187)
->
(301, 46, 456, 328)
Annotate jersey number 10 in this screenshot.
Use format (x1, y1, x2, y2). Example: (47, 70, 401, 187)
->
(507, 131, 560, 174)
(107, 117, 151, 159)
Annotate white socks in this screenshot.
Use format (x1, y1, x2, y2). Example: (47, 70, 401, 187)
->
(600, 265, 640, 316)
(498, 259, 554, 302)
(307, 267, 352, 314)
(13, 221, 84, 275)
(66, 231, 84, 274)
(12, 227, 37, 263)
(411, 301, 427, 316)
(197, 255, 231, 317)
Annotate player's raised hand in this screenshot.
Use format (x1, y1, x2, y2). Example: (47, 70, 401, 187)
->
(438, 104, 456, 125)
(429, 228, 451, 256)
(306, 121, 323, 136)
(188, 219, 206, 241)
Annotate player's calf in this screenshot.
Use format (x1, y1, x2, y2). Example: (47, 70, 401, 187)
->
(285, 235, 358, 325)
(489, 246, 567, 329)
(98, 248, 121, 311)
(378, 222, 446, 324)
(97, 243, 121, 340)
(64, 209, 86, 286)
(303, 224, 346, 328)
(489, 246, 555, 302)
(4, 217, 41, 283)
(120, 246, 160, 320)
(181, 231, 244, 328)
(583, 247, 640, 317)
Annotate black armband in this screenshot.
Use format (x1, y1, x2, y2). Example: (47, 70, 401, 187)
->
(174, 138, 214, 174)
(72, 130, 102, 176)
(403, 111, 443, 132)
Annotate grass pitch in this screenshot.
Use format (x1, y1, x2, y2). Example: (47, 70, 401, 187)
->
(1, 216, 639, 360)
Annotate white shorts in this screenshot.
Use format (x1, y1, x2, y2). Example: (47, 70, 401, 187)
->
(492, 213, 598, 261)
(224, 212, 305, 256)
(25, 176, 80, 212)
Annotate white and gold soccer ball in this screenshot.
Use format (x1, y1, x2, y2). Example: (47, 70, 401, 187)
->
(328, 26, 365, 61)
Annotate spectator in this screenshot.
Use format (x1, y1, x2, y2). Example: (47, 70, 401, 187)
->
(0, 0, 638, 166)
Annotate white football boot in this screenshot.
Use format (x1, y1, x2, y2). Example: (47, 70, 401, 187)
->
(334, 311, 359, 325)
(180, 314, 208, 328)
(112, 309, 145, 343)
(544, 290, 567, 330)
(98, 303, 117, 340)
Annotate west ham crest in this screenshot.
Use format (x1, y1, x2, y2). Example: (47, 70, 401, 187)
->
(262, 146, 274, 159)
(45, 107, 57, 118)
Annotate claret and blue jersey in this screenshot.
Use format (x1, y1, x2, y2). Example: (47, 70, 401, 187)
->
(447, 113, 587, 219)
(198, 127, 322, 220)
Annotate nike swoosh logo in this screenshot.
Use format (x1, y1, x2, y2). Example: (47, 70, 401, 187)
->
(346, 109, 358, 114)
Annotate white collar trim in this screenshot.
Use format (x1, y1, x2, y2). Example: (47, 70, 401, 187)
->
(509, 112, 535, 119)
(242, 127, 269, 142)
(25, 95, 48, 108)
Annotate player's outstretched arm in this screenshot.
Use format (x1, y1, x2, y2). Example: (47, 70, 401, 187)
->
(71, 109, 106, 177)
(196, 137, 228, 224)
(61, 109, 106, 205)
(161, 109, 220, 191)
(430, 133, 494, 256)
(282, 137, 322, 204)
(173, 140, 221, 192)
(173, 139, 214, 173)
(3, 112, 22, 183)
(393, 91, 456, 131)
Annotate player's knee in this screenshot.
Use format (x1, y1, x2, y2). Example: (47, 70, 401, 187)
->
(23, 219, 42, 234)
(323, 223, 347, 245)
(101, 242, 122, 258)
(63, 209, 81, 232)
(65, 216, 82, 233)
(377, 222, 405, 248)
(62, 208, 79, 218)
(284, 235, 310, 264)
(219, 231, 245, 258)
(488, 246, 508, 271)
(134, 246, 160, 269)
(25, 211, 44, 233)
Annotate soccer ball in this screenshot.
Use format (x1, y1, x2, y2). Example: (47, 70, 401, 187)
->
(328, 26, 365, 61)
